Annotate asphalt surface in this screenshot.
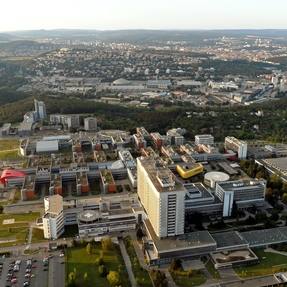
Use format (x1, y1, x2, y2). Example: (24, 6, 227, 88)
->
(48, 253, 65, 287)
(0, 255, 49, 287)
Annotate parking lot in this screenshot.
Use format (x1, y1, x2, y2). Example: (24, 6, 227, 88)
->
(0, 251, 64, 287)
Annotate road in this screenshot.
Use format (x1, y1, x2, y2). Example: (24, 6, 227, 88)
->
(119, 238, 137, 287)
(48, 254, 65, 287)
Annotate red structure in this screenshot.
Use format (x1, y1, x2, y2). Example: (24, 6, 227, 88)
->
(0, 169, 26, 185)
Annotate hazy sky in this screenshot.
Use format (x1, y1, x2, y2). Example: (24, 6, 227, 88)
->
(1, 0, 287, 32)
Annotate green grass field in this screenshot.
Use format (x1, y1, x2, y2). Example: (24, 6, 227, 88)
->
(66, 243, 131, 287)
(0, 212, 40, 227)
(0, 212, 40, 247)
(0, 139, 19, 150)
(235, 249, 287, 278)
(31, 228, 45, 243)
(0, 226, 28, 247)
(0, 139, 21, 160)
(171, 270, 207, 287)
(205, 259, 221, 279)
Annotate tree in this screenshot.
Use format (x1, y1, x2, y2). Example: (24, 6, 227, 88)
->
(86, 243, 92, 255)
(150, 270, 168, 287)
(98, 265, 108, 277)
(271, 210, 280, 222)
(83, 272, 88, 282)
(136, 227, 144, 240)
(0, 205, 3, 214)
(169, 258, 182, 272)
(107, 271, 121, 287)
(282, 193, 287, 204)
(101, 237, 113, 251)
(68, 268, 77, 287)
(96, 255, 104, 266)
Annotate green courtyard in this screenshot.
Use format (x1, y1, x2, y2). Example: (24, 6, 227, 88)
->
(66, 241, 131, 287)
(235, 249, 287, 278)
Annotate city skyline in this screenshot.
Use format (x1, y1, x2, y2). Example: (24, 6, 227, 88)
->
(1, 0, 287, 32)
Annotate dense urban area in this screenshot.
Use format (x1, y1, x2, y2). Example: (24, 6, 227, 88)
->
(1, 30, 287, 287)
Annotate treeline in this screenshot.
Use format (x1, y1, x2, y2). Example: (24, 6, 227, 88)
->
(1, 94, 287, 143)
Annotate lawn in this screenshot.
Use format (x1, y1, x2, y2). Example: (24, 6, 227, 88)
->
(171, 270, 207, 287)
(124, 236, 153, 287)
(0, 139, 19, 150)
(31, 228, 45, 243)
(0, 212, 40, 227)
(204, 258, 221, 279)
(66, 243, 131, 287)
(0, 226, 28, 247)
(0, 139, 21, 160)
(0, 149, 21, 160)
(235, 249, 287, 278)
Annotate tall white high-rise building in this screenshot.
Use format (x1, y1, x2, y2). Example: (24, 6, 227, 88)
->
(224, 136, 248, 159)
(43, 195, 64, 240)
(34, 99, 47, 120)
(137, 157, 185, 238)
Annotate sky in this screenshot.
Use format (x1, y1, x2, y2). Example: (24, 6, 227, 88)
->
(0, 0, 287, 32)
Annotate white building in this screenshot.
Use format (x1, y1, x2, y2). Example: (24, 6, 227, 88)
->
(137, 157, 185, 238)
(195, 134, 214, 146)
(43, 195, 65, 240)
(84, 117, 97, 131)
(34, 99, 47, 120)
(216, 180, 266, 217)
(225, 136, 248, 159)
(36, 140, 59, 153)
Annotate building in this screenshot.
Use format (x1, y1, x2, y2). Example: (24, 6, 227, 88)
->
(84, 117, 97, 131)
(195, 134, 214, 146)
(167, 128, 185, 146)
(77, 209, 137, 238)
(34, 99, 47, 120)
(204, 171, 230, 189)
(66, 115, 80, 129)
(43, 195, 65, 240)
(225, 137, 248, 159)
(216, 179, 266, 217)
(50, 114, 80, 130)
(137, 157, 185, 238)
(0, 123, 11, 137)
(147, 80, 171, 89)
(36, 140, 59, 153)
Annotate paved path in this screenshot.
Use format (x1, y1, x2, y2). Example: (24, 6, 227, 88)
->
(265, 247, 287, 256)
(119, 238, 137, 287)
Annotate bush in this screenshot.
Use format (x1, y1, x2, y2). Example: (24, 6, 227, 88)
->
(107, 271, 121, 287)
(96, 256, 104, 266)
(101, 237, 113, 251)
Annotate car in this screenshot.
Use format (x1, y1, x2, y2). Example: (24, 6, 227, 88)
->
(23, 282, 29, 287)
(10, 278, 17, 284)
(43, 268, 48, 271)
(25, 274, 30, 278)
(59, 253, 64, 257)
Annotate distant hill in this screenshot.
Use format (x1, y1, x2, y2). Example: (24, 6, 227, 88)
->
(7, 29, 287, 45)
(0, 33, 16, 42)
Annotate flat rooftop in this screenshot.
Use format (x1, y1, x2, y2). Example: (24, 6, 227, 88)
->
(139, 158, 185, 193)
(211, 231, 248, 249)
(217, 179, 265, 190)
(145, 219, 216, 252)
(240, 227, 287, 247)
